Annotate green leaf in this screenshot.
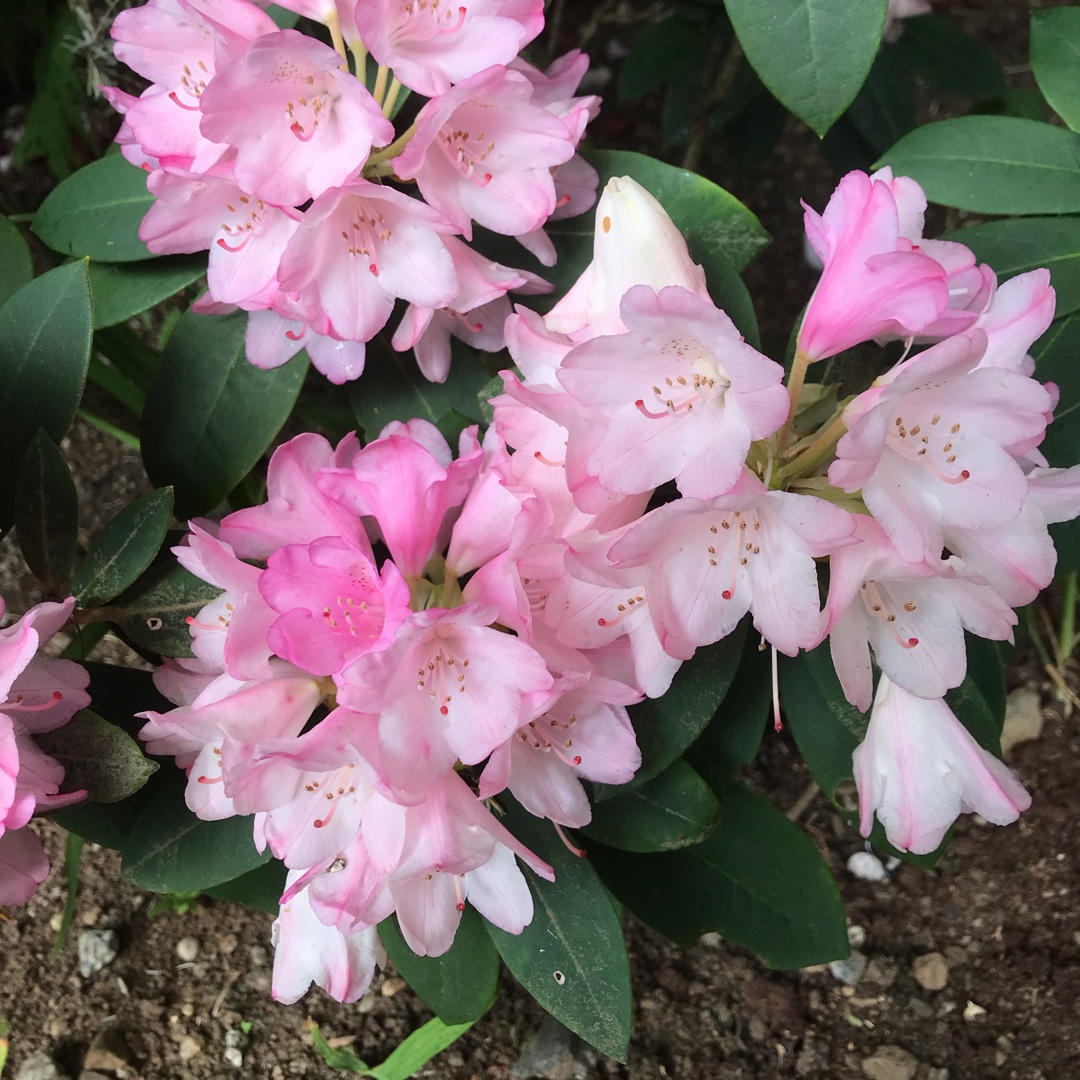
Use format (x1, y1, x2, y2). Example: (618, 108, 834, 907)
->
(266, 4, 300, 28)
(141, 309, 308, 518)
(89, 256, 207, 330)
(1031, 7, 1080, 133)
(206, 860, 287, 914)
(72, 488, 174, 608)
(778, 645, 866, 798)
(109, 561, 223, 657)
(583, 758, 721, 852)
(846, 46, 916, 155)
(1032, 313, 1080, 468)
(943, 217, 1080, 319)
(0, 215, 33, 308)
(120, 769, 271, 892)
(590, 782, 849, 968)
(15, 429, 79, 592)
(724, 0, 888, 136)
(485, 799, 632, 1062)
(894, 14, 1006, 101)
(0, 260, 92, 532)
(876, 116, 1080, 215)
(33, 155, 155, 262)
(35, 709, 157, 804)
(50, 832, 84, 960)
(618, 15, 706, 102)
(946, 634, 1006, 753)
(594, 619, 748, 800)
(310, 1018, 476, 1079)
(379, 908, 499, 1024)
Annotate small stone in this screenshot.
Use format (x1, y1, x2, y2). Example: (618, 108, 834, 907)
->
(357, 993, 377, 1014)
(48, 913, 64, 932)
(380, 977, 407, 998)
(244, 971, 271, 992)
(176, 936, 200, 962)
(80, 1073, 112, 1080)
(83, 1028, 133, 1072)
(1000, 688, 1043, 756)
(861, 1044, 919, 1080)
(698, 932, 722, 947)
(137, 1001, 164, 1021)
(80, 905, 102, 926)
(912, 952, 949, 991)
(922, 1069, 949, 1080)
(15, 1053, 63, 1080)
(224, 1047, 244, 1068)
(847, 925, 867, 949)
(77, 929, 120, 978)
(863, 957, 899, 990)
(511, 1015, 586, 1079)
(178, 1037, 203, 1063)
(248, 945, 268, 966)
(217, 933, 239, 955)
(747, 1017, 768, 1043)
(829, 950, 868, 987)
(848, 852, 888, 882)
(963, 1001, 987, 1022)
(225, 1029, 249, 1051)
(180, 1003, 195, 1018)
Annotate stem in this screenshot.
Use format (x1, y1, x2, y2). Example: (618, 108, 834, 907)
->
(77, 408, 140, 450)
(1059, 571, 1078, 665)
(373, 63, 389, 107)
(778, 347, 812, 453)
(349, 39, 368, 76)
(366, 120, 418, 167)
(326, 8, 348, 64)
(381, 76, 403, 119)
(776, 411, 848, 485)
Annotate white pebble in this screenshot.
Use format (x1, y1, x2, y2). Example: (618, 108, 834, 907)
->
(224, 1047, 244, 1068)
(847, 852, 889, 882)
(175, 937, 200, 962)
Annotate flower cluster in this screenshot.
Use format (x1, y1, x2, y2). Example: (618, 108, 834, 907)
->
(0, 597, 90, 906)
(105, 0, 595, 383)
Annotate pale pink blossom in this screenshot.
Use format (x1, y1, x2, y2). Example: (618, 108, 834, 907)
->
(854, 675, 1030, 855)
(966, 269, 1056, 372)
(243, 307, 370, 384)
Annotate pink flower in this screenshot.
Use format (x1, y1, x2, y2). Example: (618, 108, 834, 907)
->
(393, 66, 578, 239)
(198, 29, 394, 206)
(798, 170, 950, 361)
(854, 676, 1030, 855)
(967, 269, 1056, 372)
(354, 0, 545, 97)
(829, 331, 1054, 561)
(557, 285, 789, 499)
(243, 307, 371, 384)
(823, 516, 1016, 711)
(277, 179, 459, 343)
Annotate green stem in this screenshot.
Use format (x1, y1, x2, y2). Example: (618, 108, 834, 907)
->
(775, 411, 848, 486)
(1059, 571, 1078, 664)
(88, 355, 145, 416)
(76, 408, 140, 450)
(778, 347, 812, 453)
(326, 8, 347, 63)
(382, 76, 403, 118)
(366, 120, 418, 167)
(373, 63, 389, 107)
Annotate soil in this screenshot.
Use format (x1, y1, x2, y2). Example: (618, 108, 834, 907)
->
(2, 3, 1079, 1080)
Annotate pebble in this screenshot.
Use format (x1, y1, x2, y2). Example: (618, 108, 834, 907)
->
(80, 1073, 112, 1080)
(380, 977, 407, 998)
(178, 1036, 204, 1062)
(863, 957, 899, 990)
(847, 925, 867, 949)
(176, 936, 201, 962)
(14, 1053, 63, 1080)
(1000, 688, 1043, 756)
(248, 946, 269, 967)
(861, 1044, 919, 1080)
(921, 1069, 949, 1080)
(83, 1029, 132, 1073)
(912, 952, 949, 991)
(77, 929, 120, 978)
(225, 1029, 249, 1051)
(963, 1000, 987, 1022)
(48, 913, 64, 933)
(848, 852, 889, 882)
(357, 993, 377, 1014)
(511, 1015, 588, 1080)
(224, 1047, 244, 1068)
(217, 933, 239, 955)
(829, 950, 868, 987)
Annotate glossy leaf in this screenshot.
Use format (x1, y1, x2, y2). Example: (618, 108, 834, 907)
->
(947, 634, 1006, 754)
(590, 783, 849, 968)
(778, 645, 866, 798)
(485, 799, 632, 1062)
(593, 619, 748, 800)
(89, 256, 206, 330)
(846, 47, 915, 155)
(725, 0, 888, 136)
(15, 430, 78, 592)
(311, 1018, 475, 1079)
(943, 216, 1080, 319)
(141, 309, 308, 518)
(618, 16, 705, 102)
(35, 709, 157, 804)
(877, 117, 1080, 215)
(72, 488, 174, 608)
(33, 154, 154, 262)
(583, 758, 720, 852)
(1031, 7, 1080, 133)
(1033, 313, 1080, 475)
(895, 14, 1006, 101)
(120, 770, 271, 892)
(0, 215, 33, 308)
(379, 908, 499, 1024)
(109, 561, 222, 657)
(207, 860, 287, 914)
(0, 260, 92, 532)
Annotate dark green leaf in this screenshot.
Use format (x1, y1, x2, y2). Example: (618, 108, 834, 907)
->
(266, 4, 300, 28)
(35, 709, 157, 803)
(0, 215, 33, 308)
(109, 561, 223, 657)
(943, 217, 1080, 318)
(618, 16, 706, 102)
(1033, 313, 1080, 469)
(89, 256, 207, 330)
(594, 619, 748, 800)
(33, 155, 155, 262)
(50, 832, 83, 960)
(877, 117, 1080, 215)
(368, 1018, 475, 1080)
(1031, 7, 1080, 133)
(894, 14, 1006, 101)
(946, 634, 1006, 753)
(583, 758, 720, 852)
(778, 645, 866, 798)
(141, 309, 308, 518)
(83, 660, 174, 738)
(15, 429, 78, 592)
(0, 260, 92, 532)
(72, 488, 174, 608)
(590, 782, 849, 968)
(206, 860, 287, 914)
(379, 908, 499, 1024)
(311, 1024, 371, 1072)
(121, 769, 271, 892)
(725, 0, 888, 136)
(485, 799, 631, 1062)
(846, 47, 916, 155)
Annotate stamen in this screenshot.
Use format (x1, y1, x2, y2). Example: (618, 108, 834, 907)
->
(168, 91, 201, 112)
(635, 398, 669, 420)
(454, 875, 465, 913)
(197, 774, 223, 785)
(533, 451, 565, 467)
(290, 121, 316, 142)
(438, 6, 467, 33)
(216, 235, 251, 253)
(553, 822, 586, 858)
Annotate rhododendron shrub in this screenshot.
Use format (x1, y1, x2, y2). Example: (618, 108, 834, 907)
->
(7, 0, 1080, 1066)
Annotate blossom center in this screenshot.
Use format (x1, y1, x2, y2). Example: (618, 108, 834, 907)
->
(170, 59, 212, 110)
(340, 201, 392, 275)
(706, 511, 761, 599)
(439, 122, 495, 187)
(859, 579, 919, 648)
(887, 411, 970, 485)
(634, 338, 730, 420)
(518, 712, 581, 766)
(394, 1, 468, 40)
(416, 636, 470, 715)
(217, 196, 270, 252)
